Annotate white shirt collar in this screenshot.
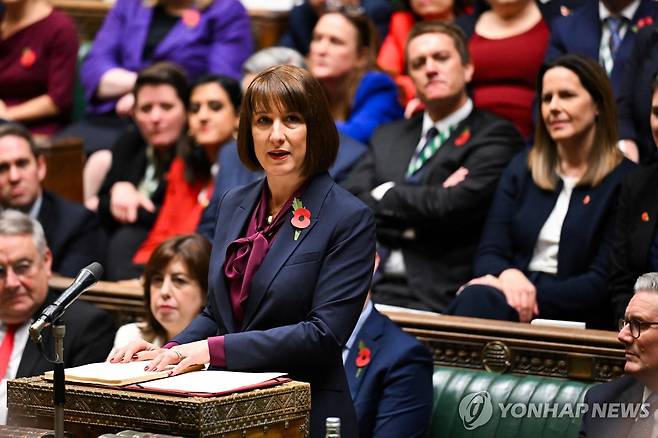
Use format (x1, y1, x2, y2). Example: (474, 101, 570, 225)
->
(599, 0, 640, 22)
(421, 98, 473, 139)
(343, 299, 374, 365)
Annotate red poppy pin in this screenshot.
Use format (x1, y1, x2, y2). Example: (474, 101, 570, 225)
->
(583, 195, 591, 205)
(291, 197, 311, 241)
(182, 9, 200, 28)
(454, 128, 471, 147)
(20, 48, 36, 68)
(642, 211, 650, 222)
(633, 16, 653, 32)
(355, 341, 371, 378)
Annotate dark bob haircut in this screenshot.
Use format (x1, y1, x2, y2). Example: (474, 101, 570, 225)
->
(134, 61, 190, 109)
(141, 234, 211, 342)
(237, 65, 339, 177)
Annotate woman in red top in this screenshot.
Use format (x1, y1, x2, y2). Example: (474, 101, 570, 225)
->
(132, 74, 242, 264)
(458, 0, 552, 139)
(0, 0, 78, 136)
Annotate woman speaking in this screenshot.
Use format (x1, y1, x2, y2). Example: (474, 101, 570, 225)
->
(109, 65, 376, 437)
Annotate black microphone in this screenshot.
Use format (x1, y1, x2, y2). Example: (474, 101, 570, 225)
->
(29, 262, 103, 342)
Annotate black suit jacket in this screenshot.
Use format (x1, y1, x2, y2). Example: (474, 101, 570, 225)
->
(16, 289, 116, 377)
(343, 110, 524, 312)
(617, 24, 658, 164)
(97, 126, 174, 231)
(610, 163, 655, 324)
(580, 375, 649, 438)
(37, 190, 106, 277)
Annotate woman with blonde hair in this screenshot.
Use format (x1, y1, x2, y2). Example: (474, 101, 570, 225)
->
(447, 54, 636, 329)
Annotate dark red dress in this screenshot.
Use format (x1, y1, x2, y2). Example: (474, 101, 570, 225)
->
(469, 19, 549, 139)
(0, 10, 78, 135)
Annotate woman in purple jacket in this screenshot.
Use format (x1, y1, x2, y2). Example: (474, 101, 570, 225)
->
(65, 0, 254, 209)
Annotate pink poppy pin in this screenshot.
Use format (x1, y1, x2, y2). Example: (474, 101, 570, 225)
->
(355, 341, 371, 378)
(291, 197, 311, 241)
(20, 48, 36, 68)
(454, 128, 471, 147)
(642, 211, 650, 222)
(583, 195, 591, 205)
(633, 16, 653, 32)
(182, 9, 201, 28)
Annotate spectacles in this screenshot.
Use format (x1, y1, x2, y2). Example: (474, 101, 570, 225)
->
(618, 318, 658, 339)
(0, 260, 36, 281)
(325, 0, 365, 17)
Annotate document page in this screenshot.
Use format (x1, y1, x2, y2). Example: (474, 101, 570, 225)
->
(138, 370, 287, 394)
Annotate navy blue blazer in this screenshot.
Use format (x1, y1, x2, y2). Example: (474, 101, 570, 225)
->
(345, 307, 433, 438)
(176, 172, 376, 438)
(579, 375, 645, 438)
(475, 151, 635, 327)
(38, 190, 106, 277)
(617, 24, 658, 163)
(545, 0, 658, 96)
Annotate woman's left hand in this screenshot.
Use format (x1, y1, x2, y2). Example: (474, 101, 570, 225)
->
(144, 340, 210, 375)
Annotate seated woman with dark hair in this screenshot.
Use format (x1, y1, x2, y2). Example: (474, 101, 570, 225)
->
(113, 234, 211, 347)
(97, 62, 189, 280)
(309, 10, 403, 144)
(609, 75, 658, 325)
(447, 55, 636, 329)
(109, 65, 376, 437)
(132, 74, 243, 264)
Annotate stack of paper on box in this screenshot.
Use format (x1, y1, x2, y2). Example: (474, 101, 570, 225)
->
(44, 361, 288, 396)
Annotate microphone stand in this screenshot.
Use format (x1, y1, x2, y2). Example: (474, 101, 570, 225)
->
(52, 321, 66, 438)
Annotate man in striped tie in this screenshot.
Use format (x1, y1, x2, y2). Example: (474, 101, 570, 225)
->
(0, 210, 114, 424)
(343, 21, 524, 313)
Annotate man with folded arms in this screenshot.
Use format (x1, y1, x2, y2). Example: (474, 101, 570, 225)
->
(344, 21, 523, 313)
(580, 272, 658, 437)
(0, 210, 114, 424)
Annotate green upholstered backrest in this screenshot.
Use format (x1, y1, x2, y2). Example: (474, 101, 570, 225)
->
(431, 367, 595, 438)
(72, 42, 92, 122)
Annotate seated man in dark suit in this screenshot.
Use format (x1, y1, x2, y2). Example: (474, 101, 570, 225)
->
(0, 210, 115, 424)
(0, 123, 105, 277)
(345, 294, 433, 438)
(580, 272, 658, 437)
(343, 21, 523, 313)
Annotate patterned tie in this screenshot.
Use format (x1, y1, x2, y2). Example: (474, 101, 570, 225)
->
(607, 16, 626, 60)
(406, 126, 452, 177)
(0, 325, 17, 380)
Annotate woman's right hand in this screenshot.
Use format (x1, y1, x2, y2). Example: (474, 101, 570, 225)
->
(499, 268, 539, 323)
(107, 339, 162, 363)
(110, 181, 155, 223)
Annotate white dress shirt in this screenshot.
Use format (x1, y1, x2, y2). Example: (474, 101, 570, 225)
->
(0, 321, 31, 425)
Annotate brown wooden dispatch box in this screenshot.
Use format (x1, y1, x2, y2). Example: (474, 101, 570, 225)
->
(7, 377, 310, 437)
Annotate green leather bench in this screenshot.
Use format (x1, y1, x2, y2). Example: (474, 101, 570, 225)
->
(431, 367, 595, 437)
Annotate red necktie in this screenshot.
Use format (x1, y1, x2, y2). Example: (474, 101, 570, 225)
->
(0, 325, 17, 380)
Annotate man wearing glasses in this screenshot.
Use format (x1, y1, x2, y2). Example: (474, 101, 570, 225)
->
(580, 272, 658, 437)
(0, 209, 114, 424)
